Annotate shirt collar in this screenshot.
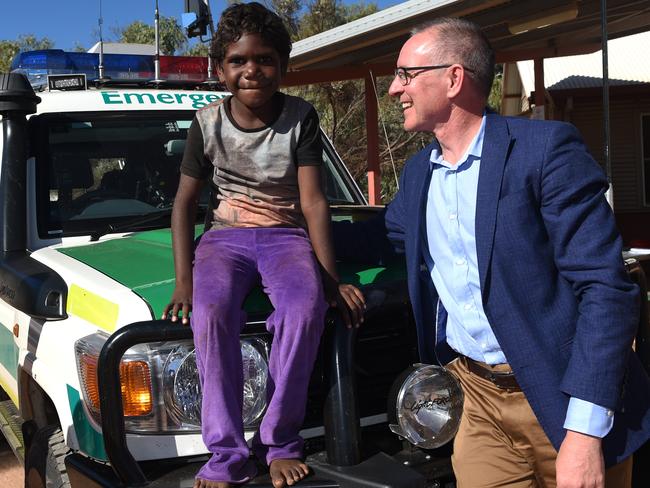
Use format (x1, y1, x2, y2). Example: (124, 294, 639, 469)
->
(430, 113, 487, 170)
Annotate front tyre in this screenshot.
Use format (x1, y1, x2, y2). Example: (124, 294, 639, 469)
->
(25, 426, 71, 488)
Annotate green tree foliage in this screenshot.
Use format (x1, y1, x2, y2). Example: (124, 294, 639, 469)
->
(0, 42, 20, 73)
(298, 0, 346, 39)
(0, 34, 54, 73)
(114, 16, 187, 55)
(342, 1, 378, 21)
(272, 0, 302, 39)
(16, 34, 55, 51)
(72, 42, 88, 53)
(186, 43, 210, 57)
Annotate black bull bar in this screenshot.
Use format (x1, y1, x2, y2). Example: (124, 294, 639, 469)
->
(64, 316, 430, 487)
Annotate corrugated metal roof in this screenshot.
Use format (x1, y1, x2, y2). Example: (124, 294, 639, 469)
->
(517, 31, 650, 94)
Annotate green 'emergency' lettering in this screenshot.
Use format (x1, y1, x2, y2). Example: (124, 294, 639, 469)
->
(100, 91, 226, 109)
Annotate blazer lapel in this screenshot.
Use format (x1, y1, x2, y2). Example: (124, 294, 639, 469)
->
(411, 145, 435, 264)
(475, 115, 513, 292)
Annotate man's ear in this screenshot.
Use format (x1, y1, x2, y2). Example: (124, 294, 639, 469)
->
(446, 64, 466, 99)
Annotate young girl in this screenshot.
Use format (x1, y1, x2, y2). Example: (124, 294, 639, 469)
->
(162, 4, 364, 488)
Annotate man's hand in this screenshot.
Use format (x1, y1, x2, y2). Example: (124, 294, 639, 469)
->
(162, 282, 193, 325)
(556, 430, 605, 488)
(330, 283, 365, 328)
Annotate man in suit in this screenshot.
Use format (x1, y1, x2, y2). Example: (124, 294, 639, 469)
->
(337, 18, 650, 487)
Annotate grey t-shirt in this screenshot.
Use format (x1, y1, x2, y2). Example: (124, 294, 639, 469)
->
(181, 93, 322, 229)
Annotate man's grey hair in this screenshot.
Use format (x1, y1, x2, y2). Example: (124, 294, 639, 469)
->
(411, 18, 495, 100)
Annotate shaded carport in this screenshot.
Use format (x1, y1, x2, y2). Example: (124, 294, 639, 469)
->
(282, 0, 650, 204)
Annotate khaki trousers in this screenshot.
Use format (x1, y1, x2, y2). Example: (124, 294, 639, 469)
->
(445, 357, 632, 488)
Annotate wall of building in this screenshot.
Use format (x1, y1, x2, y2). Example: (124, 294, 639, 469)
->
(552, 89, 650, 245)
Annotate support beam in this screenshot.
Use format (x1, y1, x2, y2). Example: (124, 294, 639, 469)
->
(365, 72, 381, 205)
(533, 58, 545, 119)
(495, 42, 601, 63)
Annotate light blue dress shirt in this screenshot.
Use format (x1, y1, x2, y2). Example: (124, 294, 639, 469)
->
(424, 115, 613, 438)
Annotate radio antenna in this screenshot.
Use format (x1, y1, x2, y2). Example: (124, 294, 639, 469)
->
(153, 0, 163, 83)
(98, 0, 107, 81)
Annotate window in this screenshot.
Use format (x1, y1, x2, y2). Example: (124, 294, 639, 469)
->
(34, 112, 193, 237)
(33, 111, 363, 238)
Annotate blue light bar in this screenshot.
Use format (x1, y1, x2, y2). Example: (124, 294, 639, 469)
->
(11, 50, 157, 87)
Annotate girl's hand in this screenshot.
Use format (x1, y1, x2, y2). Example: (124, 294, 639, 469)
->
(162, 283, 193, 325)
(331, 283, 365, 328)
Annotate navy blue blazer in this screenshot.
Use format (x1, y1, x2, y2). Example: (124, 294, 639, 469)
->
(336, 113, 650, 465)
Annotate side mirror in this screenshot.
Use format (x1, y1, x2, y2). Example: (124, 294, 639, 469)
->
(183, 0, 210, 38)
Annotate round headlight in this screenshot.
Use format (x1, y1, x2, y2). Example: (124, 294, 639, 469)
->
(389, 365, 463, 449)
(163, 339, 269, 429)
(241, 340, 268, 425)
(163, 344, 202, 428)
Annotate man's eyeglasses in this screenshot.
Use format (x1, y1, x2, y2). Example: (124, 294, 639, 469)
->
(394, 64, 474, 85)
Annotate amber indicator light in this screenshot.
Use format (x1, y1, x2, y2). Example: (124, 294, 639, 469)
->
(79, 354, 152, 417)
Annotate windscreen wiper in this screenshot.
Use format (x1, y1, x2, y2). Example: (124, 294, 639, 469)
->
(89, 208, 173, 242)
(328, 198, 358, 205)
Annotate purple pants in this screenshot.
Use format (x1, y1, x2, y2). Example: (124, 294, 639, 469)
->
(191, 227, 327, 483)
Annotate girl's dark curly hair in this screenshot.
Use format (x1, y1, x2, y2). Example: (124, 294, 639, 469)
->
(212, 2, 292, 71)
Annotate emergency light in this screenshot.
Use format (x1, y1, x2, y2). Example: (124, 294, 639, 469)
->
(10, 50, 210, 88)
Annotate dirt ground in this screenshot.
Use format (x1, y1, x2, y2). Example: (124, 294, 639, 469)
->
(0, 436, 23, 487)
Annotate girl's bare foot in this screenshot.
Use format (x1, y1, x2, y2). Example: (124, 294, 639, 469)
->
(269, 459, 309, 487)
(193, 478, 231, 488)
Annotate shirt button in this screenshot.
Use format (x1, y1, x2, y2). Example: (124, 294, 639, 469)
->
(481, 343, 487, 349)
(455, 258, 466, 265)
(464, 303, 472, 311)
(606, 410, 614, 417)
(449, 213, 457, 220)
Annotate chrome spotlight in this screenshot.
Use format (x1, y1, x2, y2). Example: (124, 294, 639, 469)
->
(389, 364, 463, 449)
